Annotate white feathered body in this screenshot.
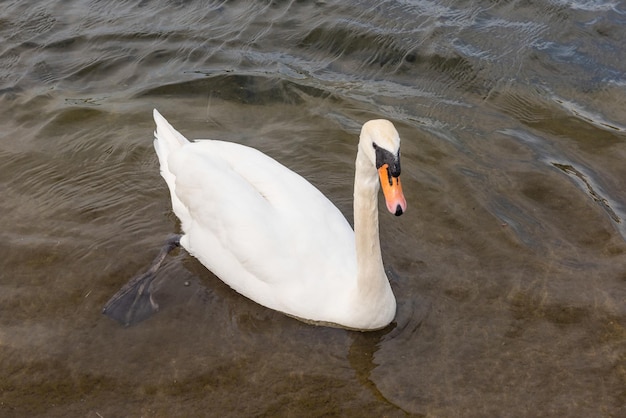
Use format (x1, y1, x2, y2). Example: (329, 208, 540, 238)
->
(153, 111, 373, 327)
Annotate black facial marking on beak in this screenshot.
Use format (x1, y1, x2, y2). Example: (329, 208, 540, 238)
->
(373, 142, 401, 177)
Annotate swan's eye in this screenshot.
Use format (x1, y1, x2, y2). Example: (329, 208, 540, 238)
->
(374, 144, 401, 177)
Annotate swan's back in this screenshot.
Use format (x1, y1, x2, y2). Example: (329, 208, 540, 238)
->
(152, 110, 358, 323)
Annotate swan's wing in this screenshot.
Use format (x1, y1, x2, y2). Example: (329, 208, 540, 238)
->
(167, 140, 356, 294)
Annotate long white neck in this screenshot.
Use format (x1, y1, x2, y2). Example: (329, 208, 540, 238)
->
(352, 143, 395, 327)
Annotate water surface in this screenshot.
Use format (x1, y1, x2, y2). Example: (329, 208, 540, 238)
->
(1, 0, 625, 416)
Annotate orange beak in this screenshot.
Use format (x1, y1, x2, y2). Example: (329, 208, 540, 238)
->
(378, 164, 407, 216)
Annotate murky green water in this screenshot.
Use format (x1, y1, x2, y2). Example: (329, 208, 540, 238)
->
(1, 0, 625, 416)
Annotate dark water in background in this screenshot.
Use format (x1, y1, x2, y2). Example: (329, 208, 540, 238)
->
(1, 0, 625, 416)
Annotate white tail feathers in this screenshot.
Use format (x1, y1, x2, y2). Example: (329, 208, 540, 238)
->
(153, 109, 189, 180)
(153, 109, 193, 228)
(153, 108, 189, 149)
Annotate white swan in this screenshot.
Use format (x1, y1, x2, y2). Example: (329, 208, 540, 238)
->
(144, 110, 406, 330)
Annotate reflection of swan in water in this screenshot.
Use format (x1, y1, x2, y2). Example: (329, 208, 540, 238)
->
(348, 277, 431, 414)
(104, 110, 407, 330)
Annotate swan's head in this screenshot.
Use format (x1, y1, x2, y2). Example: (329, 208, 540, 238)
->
(360, 120, 407, 216)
